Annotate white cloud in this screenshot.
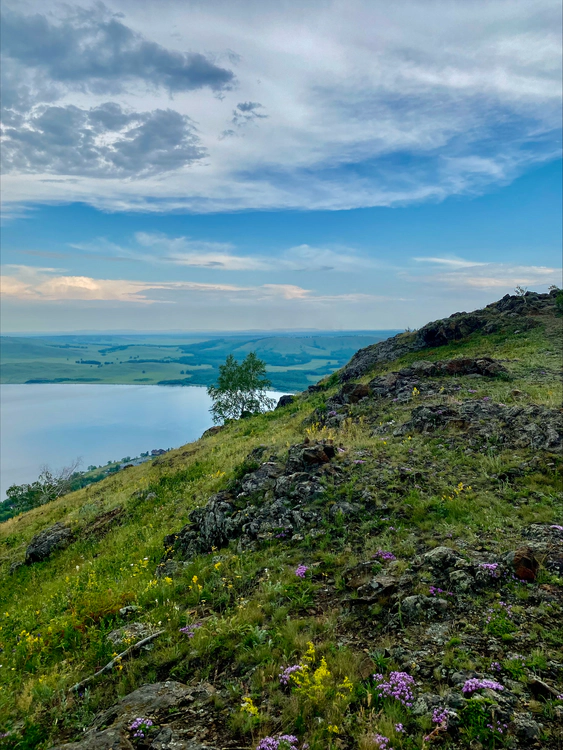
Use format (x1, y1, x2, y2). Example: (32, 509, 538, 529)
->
(413, 256, 488, 268)
(408, 258, 561, 291)
(0, 265, 394, 304)
(69, 234, 378, 272)
(1, 0, 560, 212)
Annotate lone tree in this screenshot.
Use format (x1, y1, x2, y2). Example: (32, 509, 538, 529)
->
(207, 352, 275, 424)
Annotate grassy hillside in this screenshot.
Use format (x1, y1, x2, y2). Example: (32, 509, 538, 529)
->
(0, 332, 398, 392)
(0, 293, 561, 750)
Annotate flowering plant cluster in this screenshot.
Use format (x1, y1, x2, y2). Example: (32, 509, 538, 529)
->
(278, 641, 353, 706)
(479, 562, 500, 578)
(256, 735, 308, 750)
(372, 671, 415, 707)
(429, 586, 454, 597)
(373, 549, 396, 562)
(373, 733, 393, 749)
(279, 664, 302, 686)
(462, 678, 504, 695)
(179, 622, 202, 638)
(432, 707, 451, 726)
(129, 717, 154, 739)
(294, 565, 309, 579)
(241, 696, 259, 716)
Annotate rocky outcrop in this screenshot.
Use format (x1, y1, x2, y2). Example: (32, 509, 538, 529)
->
(394, 401, 562, 451)
(49, 681, 226, 750)
(25, 522, 73, 564)
(339, 291, 556, 382)
(276, 394, 295, 408)
(163, 441, 343, 563)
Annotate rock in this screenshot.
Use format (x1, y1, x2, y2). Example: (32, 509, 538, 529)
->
(423, 546, 463, 572)
(527, 677, 560, 701)
(509, 716, 542, 741)
(164, 441, 338, 561)
(155, 559, 187, 579)
(107, 622, 154, 648)
(118, 605, 141, 619)
(395, 402, 562, 451)
(510, 547, 540, 581)
(201, 425, 224, 439)
(49, 681, 218, 750)
(400, 595, 448, 621)
(25, 523, 73, 564)
(239, 462, 284, 496)
(276, 394, 295, 408)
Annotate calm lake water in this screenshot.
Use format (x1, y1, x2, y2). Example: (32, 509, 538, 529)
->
(0, 384, 284, 498)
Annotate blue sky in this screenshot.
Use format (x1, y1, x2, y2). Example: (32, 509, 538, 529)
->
(1, 0, 561, 332)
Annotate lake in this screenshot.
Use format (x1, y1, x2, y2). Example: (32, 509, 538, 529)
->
(0, 384, 285, 498)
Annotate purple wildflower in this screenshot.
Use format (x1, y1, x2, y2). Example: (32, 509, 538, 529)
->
(550, 525, 563, 532)
(468, 389, 477, 393)
(373, 549, 396, 562)
(491, 661, 502, 672)
(179, 622, 202, 638)
(337, 447, 346, 453)
(295, 564, 309, 578)
(432, 707, 451, 725)
(373, 734, 393, 750)
(372, 671, 415, 707)
(256, 735, 303, 750)
(328, 410, 337, 417)
(129, 717, 154, 739)
(395, 723, 405, 733)
(279, 664, 302, 685)
(462, 678, 504, 695)
(354, 459, 367, 464)
(479, 562, 500, 577)
(482, 396, 491, 401)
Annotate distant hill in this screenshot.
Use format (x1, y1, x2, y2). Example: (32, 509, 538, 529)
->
(0, 331, 399, 391)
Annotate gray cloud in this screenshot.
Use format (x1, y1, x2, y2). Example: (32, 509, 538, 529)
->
(1, 5, 235, 95)
(1, 103, 206, 177)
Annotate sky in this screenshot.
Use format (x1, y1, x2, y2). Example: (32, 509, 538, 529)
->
(1, 0, 561, 333)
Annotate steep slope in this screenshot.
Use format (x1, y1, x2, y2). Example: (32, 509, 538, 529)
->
(0, 291, 561, 750)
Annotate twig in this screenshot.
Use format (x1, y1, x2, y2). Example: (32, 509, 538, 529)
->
(69, 630, 165, 693)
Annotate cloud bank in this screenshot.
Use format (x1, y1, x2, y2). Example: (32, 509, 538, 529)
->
(1, 0, 561, 212)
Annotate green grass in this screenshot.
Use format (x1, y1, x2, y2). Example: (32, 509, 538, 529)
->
(0, 310, 561, 749)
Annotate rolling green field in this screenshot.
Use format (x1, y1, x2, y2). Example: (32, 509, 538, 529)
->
(0, 331, 398, 391)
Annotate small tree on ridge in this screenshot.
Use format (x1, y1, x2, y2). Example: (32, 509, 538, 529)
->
(207, 352, 275, 424)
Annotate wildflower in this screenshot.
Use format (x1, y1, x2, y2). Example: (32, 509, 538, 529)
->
(354, 459, 366, 464)
(279, 664, 302, 685)
(214, 562, 222, 569)
(256, 735, 302, 750)
(395, 723, 405, 733)
(479, 562, 500, 577)
(163, 576, 173, 585)
(179, 622, 202, 638)
(462, 678, 504, 695)
(372, 671, 415, 707)
(129, 717, 154, 739)
(327, 725, 339, 733)
(550, 525, 563, 532)
(373, 734, 393, 750)
(240, 696, 259, 716)
(295, 565, 309, 578)
(373, 550, 396, 562)
(491, 661, 502, 672)
(432, 707, 451, 725)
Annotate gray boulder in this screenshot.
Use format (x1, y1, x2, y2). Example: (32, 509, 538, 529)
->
(25, 522, 73, 564)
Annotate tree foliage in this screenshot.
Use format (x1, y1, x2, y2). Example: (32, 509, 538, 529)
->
(207, 352, 275, 424)
(0, 461, 81, 522)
